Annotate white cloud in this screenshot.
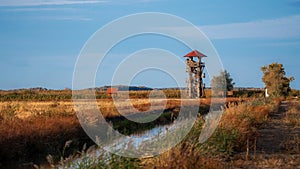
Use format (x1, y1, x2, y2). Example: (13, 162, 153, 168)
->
(201, 15, 300, 39)
(0, 0, 161, 7)
(0, 0, 108, 6)
(154, 15, 300, 40)
(108, 0, 162, 4)
(132, 0, 162, 2)
(40, 16, 93, 21)
(259, 41, 300, 47)
(2, 7, 74, 11)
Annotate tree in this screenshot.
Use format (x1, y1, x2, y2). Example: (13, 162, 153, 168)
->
(261, 63, 294, 97)
(211, 70, 235, 96)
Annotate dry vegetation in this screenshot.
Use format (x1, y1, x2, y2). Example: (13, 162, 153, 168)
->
(0, 98, 210, 167)
(57, 97, 298, 169)
(1, 89, 299, 168)
(0, 101, 86, 166)
(284, 100, 300, 127)
(140, 98, 282, 169)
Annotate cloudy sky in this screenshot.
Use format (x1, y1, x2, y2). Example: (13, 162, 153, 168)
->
(0, 0, 299, 89)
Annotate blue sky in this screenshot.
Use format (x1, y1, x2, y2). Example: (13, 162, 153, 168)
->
(0, 0, 300, 90)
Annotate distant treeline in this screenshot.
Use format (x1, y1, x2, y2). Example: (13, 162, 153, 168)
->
(0, 88, 181, 101)
(99, 85, 153, 91)
(0, 87, 299, 101)
(0, 89, 73, 101)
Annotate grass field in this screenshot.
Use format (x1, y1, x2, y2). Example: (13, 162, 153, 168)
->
(58, 98, 300, 169)
(0, 90, 299, 168)
(0, 97, 211, 167)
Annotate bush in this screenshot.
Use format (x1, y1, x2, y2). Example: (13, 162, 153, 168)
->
(290, 89, 300, 98)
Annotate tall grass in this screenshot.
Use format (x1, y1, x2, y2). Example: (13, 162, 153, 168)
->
(206, 99, 276, 155)
(56, 98, 280, 168)
(284, 101, 300, 127)
(0, 116, 90, 164)
(0, 95, 283, 168)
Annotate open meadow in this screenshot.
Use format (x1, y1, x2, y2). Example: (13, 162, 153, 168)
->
(0, 89, 299, 168)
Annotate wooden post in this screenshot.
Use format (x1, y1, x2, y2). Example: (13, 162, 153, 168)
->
(246, 137, 249, 161)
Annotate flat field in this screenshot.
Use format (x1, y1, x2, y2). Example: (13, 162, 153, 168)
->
(0, 91, 299, 168)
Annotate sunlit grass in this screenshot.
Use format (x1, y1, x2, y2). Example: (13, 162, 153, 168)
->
(57, 98, 281, 168)
(0, 96, 285, 168)
(284, 100, 300, 127)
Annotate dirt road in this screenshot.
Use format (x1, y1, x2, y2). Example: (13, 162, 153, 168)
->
(232, 100, 300, 168)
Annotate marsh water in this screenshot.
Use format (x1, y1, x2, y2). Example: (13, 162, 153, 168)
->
(62, 122, 177, 168)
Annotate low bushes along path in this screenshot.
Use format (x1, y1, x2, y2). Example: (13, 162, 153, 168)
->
(232, 100, 300, 168)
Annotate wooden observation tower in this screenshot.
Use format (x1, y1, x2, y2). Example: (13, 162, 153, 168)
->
(184, 50, 206, 98)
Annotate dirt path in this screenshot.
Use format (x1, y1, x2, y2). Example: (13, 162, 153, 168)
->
(256, 100, 297, 154)
(232, 100, 300, 168)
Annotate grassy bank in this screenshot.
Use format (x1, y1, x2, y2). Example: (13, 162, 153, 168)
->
(141, 98, 281, 168)
(0, 97, 281, 168)
(0, 99, 210, 167)
(54, 98, 283, 168)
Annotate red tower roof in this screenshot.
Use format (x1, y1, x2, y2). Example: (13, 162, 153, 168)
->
(184, 50, 206, 58)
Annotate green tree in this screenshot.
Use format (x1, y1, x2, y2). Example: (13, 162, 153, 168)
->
(261, 63, 294, 97)
(211, 70, 235, 96)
